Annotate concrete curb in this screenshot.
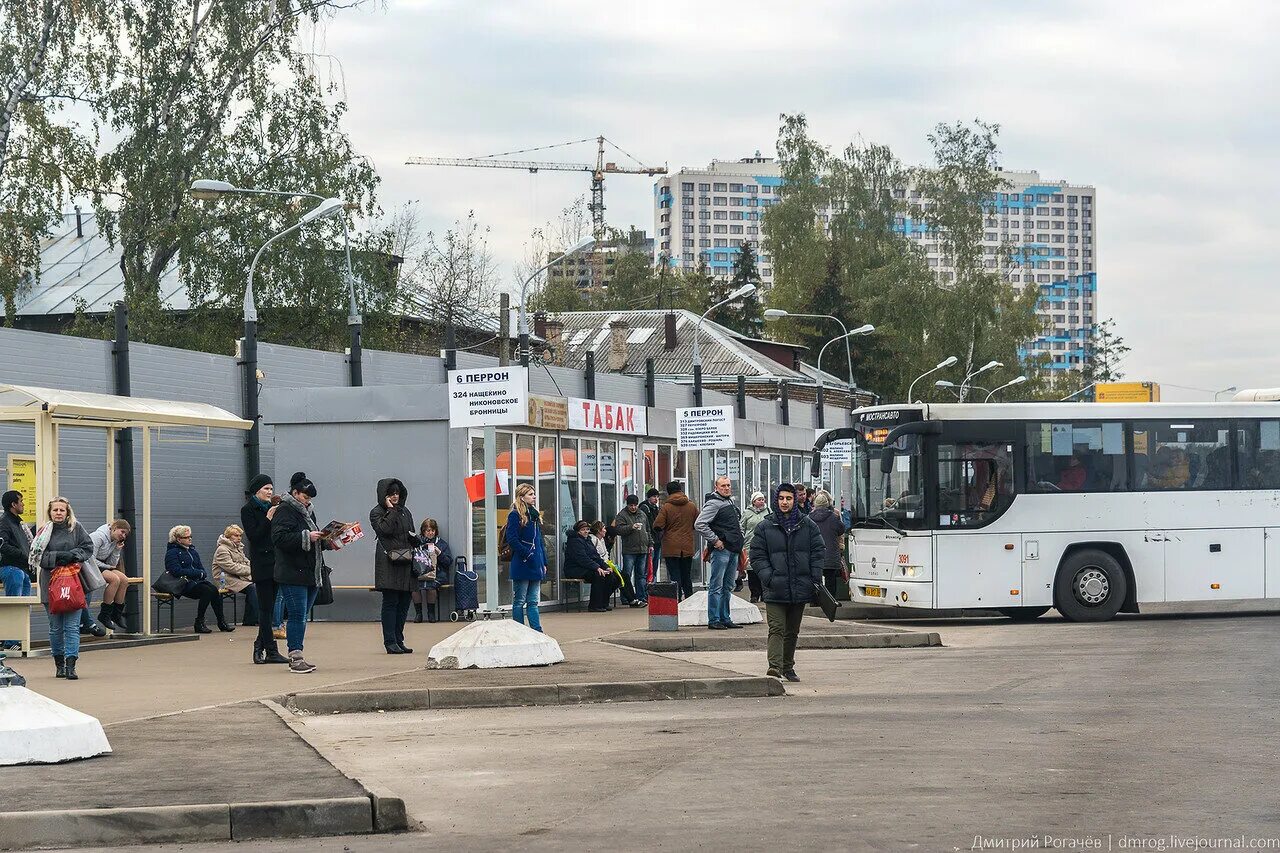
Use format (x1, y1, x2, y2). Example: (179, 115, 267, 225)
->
(603, 631, 943, 653)
(285, 675, 785, 715)
(17, 633, 199, 658)
(0, 796, 382, 851)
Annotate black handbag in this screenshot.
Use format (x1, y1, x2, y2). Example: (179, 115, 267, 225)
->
(313, 565, 334, 606)
(152, 572, 186, 596)
(812, 582, 840, 622)
(385, 546, 414, 563)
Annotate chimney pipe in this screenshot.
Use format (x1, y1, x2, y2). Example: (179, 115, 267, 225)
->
(607, 320, 629, 372)
(664, 312, 678, 351)
(74, 205, 83, 238)
(533, 311, 548, 341)
(544, 319, 565, 366)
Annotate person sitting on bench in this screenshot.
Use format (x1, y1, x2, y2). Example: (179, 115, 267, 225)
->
(564, 520, 621, 612)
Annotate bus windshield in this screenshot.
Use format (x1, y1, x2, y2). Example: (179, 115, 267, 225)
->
(854, 428, 925, 530)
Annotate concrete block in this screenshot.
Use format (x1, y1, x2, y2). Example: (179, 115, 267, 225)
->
(0, 804, 230, 850)
(370, 793, 409, 833)
(428, 684, 561, 709)
(684, 676, 780, 699)
(0, 686, 112, 766)
(559, 680, 687, 705)
(678, 591, 764, 626)
(229, 797, 373, 840)
(426, 620, 565, 669)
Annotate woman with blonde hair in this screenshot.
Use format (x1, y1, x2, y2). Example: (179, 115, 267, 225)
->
(212, 524, 258, 627)
(503, 483, 547, 632)
(33, 496, 93, 679)
(163, 525, 234, 634)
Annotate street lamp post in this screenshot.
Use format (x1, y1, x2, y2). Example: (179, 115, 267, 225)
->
(907, 356, 959, 403)
(814, 324, 874, 427)
(692, 282, 757, 406)
(764, 309, 856, 390)
(189, 180, 363, 386)
(935, 379, 989, 401)
(517, 236, 596, 368)
(1215, 386, 1238, 401)
(984, 375, 1028, 402)
(958, 360, 1002, 402)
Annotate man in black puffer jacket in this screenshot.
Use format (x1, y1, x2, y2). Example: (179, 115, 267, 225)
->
(748, 483, 824, 683)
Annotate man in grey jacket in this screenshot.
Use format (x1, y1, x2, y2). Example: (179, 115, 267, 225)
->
(694, 475, 744, 629)
(612, 495, 652, 606)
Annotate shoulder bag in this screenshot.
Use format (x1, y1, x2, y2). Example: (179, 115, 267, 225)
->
(80, 557, 107, 594)
(152, 571, 187, 596)
(49, 565, 87, 614)
(313, 565, 334, 606)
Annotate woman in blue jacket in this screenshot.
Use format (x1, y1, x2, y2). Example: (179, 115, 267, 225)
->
(164, 525, 234, 634)
(503, 483, 547, 632)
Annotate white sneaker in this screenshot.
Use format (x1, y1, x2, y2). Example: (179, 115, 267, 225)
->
(288, 650, 316, 674)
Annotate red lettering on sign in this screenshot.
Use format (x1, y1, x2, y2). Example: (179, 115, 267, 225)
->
(605, 407, 614, 430)
(625, 409, 635, 431)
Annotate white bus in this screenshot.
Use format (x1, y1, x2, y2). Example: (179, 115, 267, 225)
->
(812, 402, 1280, 622)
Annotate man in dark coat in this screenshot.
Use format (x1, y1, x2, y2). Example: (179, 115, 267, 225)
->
(241, 474, 287, 664)
(749, 483, 825, 682)
(370, 477, 416, 655)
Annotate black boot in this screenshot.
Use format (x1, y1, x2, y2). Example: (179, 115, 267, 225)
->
(64, 657, 78, 680)
(262, 643, 289, 664)
(253, 640, 266, 664)
(54, 654, 65, 678)
(194, 620, 212, 634)
(413, 603, 424, 623)
(426, 603, 438, 623)
(113, 603, 131, 632)
(217, 619, 235, 633)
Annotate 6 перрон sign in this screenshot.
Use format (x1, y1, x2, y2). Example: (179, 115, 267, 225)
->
(448, 367, 530, 428)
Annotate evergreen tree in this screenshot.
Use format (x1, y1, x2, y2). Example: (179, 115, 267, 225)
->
(714, 242, 763, 338)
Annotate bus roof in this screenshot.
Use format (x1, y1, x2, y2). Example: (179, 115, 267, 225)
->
(850, 401, 1280, 421)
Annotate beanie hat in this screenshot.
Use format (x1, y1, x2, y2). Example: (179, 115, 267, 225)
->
(290, 471, 308, 489)
(775, 482, 796, 497)
(246, 474, 272, 496)
(750, 491, 766, 504)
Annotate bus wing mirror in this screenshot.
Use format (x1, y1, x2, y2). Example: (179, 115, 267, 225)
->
(877, 421, 941, 474)
(812, 427, 858, 479)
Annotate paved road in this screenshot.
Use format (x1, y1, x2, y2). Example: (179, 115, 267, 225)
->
(71, 610, 1280, 853)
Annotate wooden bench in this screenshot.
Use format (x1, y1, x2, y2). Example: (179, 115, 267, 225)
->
(0, 594, 40, 653)
(153, 587, 241, 633)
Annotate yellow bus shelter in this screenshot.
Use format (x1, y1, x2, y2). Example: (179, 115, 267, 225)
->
(0, 384, 251, 647)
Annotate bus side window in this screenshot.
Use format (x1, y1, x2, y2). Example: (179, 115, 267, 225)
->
(1026, 422, 1127, 493)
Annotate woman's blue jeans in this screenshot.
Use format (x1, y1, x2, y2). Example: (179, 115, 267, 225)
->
(278, 584, 318, 653)
(46, 606, 84, 657)
(511, 578, 542, 632)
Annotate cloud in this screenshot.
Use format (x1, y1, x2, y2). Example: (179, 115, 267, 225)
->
(321, 0, 1280, 396)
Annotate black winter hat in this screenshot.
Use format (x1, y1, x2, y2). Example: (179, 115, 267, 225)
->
(290, 471, 308, 489)
(292, 478, 317, 498)
(246, 474, 272, 496)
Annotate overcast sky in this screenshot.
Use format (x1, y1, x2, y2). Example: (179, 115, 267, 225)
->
(316, 0, 1280, 400)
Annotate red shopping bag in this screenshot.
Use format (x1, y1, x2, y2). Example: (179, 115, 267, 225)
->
(646, 549, 654, 584)
(48, 565, 86, 615)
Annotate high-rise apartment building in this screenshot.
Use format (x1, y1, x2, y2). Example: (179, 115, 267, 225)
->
(654, 159, 1096, 371)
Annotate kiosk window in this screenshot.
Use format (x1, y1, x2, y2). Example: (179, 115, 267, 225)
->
(1026, 422, 1127, 493)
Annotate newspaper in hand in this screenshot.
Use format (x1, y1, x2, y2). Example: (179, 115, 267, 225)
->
(319, 520, 364, 545)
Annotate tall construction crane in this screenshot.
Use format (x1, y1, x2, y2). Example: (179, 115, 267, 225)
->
(406, 136, 667, 242)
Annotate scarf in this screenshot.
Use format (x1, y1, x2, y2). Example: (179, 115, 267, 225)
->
(29, 522, 53, 573)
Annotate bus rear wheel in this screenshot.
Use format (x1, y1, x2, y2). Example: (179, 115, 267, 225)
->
(999, 606, 1050, 622)
(1053, 549, 1127, 623)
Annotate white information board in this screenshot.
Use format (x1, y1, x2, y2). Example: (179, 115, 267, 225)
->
(676, 406, 736, 450)
(448, 367, 529, 428)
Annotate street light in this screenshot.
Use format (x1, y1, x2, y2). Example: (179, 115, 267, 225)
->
(764, 309, 856, 390)
(692, 282, 757, 405)
(1214, 385, 1238, 401)
(959, 360, 1002, 401)
(812, 324, 874, 426)
(935, 379, 990, 400)
(518, 236, 596, 367)
(188, 179, 363, 385)
(985, 375, 1027, 402)
(907, 356, 958, 403)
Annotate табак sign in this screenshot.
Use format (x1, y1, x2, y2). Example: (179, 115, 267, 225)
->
(448, 367, 529, 428)
(676, 406, 735, 450)
(568, 398, 648, 435)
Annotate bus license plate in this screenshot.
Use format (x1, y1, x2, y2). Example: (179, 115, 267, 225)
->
(864, 585, 883, 598)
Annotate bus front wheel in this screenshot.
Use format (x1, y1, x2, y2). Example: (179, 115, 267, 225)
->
(1054, 549, 1127, 622)
(999, 606, 1050, 622)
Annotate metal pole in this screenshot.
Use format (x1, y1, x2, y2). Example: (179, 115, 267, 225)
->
(693, 363, 703, 407)
(645, 358, 656, 408)
(497, 293, 510, 366)
(816, 384, 825, 429)
(242, 320, 260, 486)
(585, 351, 596, 399)
(736, 374, 746, 420)
(340, 215, 362, 387)
(483, 425, 499, 615)
(112, 303, 140, 632)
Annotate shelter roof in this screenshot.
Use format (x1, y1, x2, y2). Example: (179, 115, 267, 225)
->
(0, 384, 251, 429)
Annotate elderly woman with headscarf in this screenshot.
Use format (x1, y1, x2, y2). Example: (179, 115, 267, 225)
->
(740, 491, 769, 603)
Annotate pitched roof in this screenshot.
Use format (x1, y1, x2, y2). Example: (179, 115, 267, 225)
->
(544, 309, 808, 380)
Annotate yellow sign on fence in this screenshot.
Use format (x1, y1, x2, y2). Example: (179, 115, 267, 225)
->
(7, 455, 37, 524)
(1096, 382, 1160, 403)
